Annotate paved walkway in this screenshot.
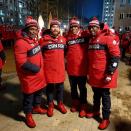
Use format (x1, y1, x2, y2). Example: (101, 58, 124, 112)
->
(0, 62, 131, 131)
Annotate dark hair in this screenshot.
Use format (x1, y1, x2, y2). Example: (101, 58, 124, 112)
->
(0, 32, 2, 39)
(42, 29, 51, 36)
(100, 22, 104, 30)
(22, 27, 29, 33)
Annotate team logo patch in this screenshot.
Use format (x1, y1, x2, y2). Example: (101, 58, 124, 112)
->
(112, 62, 118, 67)
(113, 40, 117, 45)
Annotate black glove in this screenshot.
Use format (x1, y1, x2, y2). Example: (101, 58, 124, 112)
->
(21, 61, 40, 73)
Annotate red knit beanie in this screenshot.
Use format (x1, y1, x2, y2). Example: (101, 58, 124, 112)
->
(89, 17, 100, 27)
(69, 17, 80, 27)
(50, 18, 61, 27)
(25, 16, 38, 28)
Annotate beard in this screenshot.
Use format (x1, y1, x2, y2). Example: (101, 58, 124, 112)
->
(51, 30, 60, 37)
(28, 33, 37, 39)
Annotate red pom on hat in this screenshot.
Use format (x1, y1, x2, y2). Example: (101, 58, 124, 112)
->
(69, 17, 80, 27)
(50, 18, 61, 26)
(92, 17, 98, 21)
(25, 16, 38, 28)
(89, 17, 100, 27)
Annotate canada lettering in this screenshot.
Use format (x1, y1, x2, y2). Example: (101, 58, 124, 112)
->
(48, 44, 64, 49)
(68, 38, 85, 45)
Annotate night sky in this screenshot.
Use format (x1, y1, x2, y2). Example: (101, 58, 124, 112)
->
(77, 0, 103, 20)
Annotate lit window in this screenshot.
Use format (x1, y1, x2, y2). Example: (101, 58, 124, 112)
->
(0, 10, 2, 15)
(105, 18, 108, 21)
(19, 3, 23, 8)
(19, 14, 22, 18)
(11, 18, 13, 22)
(0, 10, 4, 15)
(128, 0, 131, 4)
(20, 20, 23, 25)
(10, 5, 13, 10)
(120, 0, 126, 4)
(1, 17, 4, 22)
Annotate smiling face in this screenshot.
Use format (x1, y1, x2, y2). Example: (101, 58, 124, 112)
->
(50, 24, 60, 37)
(28, 26, 39, 38)
(88, 26, 100, 36)
(70, 26, 79, 35)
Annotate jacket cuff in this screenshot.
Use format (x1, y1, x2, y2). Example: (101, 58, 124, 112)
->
(107, 56, 120, 75)
(21, 61, 40, 73)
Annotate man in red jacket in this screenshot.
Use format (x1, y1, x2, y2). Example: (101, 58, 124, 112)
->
(0, 32, 6, 90)
(40, 18, 67, 117)
(121, 31, 130, 59)
(14, 16, 47, 128)
(121, 31, 131, 63)
(86, 17, 120, 130)
(65, 17, 89, 117)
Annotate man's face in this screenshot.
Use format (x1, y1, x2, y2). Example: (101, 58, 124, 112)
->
(28, 26, 38, 38)
(50, 25, 60, 36)
(70, 26, 79, 35)
(88, 26, 100, 36)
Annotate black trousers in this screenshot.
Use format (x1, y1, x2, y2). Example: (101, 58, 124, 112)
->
(92, 87, 111, 119)
(46, 83, 64, 104)
(69, 76, 87, 104)
(23, 89, 43, 114)
(121, 47, 126, 58)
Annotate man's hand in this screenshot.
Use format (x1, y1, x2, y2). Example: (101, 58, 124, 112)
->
(105, 75, 112, 83)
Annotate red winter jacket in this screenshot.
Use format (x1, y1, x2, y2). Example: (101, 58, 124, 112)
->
(0, 41, 6, 69)
(121, 32, 131, 49)
(66, 30, 89, 76)
(40, 34, 66, 83)
(14, 32, 46, 94)
(127, 32, 131, 54)
(87, 31, 120, 88)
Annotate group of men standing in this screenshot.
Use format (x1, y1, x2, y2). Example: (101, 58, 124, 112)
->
(14, 16, 120, 130)
(121, 30, 131, 63)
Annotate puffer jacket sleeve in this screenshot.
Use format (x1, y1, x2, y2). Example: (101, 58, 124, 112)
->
(14, 39, 40, 73)
(106, 36, 120, 75)
(14, 39, 27, 67)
